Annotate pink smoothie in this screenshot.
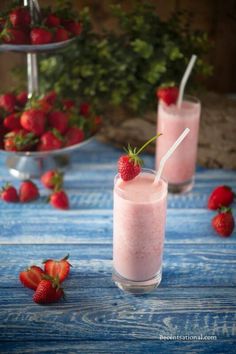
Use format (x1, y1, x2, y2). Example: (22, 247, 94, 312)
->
(156, 96, 201, 185)
(113, 170, 168, 282)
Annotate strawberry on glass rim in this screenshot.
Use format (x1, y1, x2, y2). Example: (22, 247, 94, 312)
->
(156, 86, 179, 106)
(118, 134, 162, 181)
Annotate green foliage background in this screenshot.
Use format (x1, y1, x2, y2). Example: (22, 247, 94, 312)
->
(39, 2, 212, 113)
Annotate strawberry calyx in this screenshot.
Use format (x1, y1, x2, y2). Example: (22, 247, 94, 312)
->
(5, 130, 38, 150)
(218, 206, 232, 214)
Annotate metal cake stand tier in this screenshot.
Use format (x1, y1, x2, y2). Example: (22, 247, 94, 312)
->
(0, 0, 90, 179)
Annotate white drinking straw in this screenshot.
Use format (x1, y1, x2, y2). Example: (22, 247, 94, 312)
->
(154, 128, 190, 184)
(177, 55, 197, 109)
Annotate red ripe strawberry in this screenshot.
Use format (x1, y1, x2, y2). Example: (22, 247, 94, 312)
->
(4, 130, 38, 151)
(9, 7, 31, 28)
(43, 254, 71, 282)
(43, 91, 57, 105)
(54, 27, 69, 42)
(48, 111, 68, 134)
(19, 265, 45, 291)
(63, 20, 82, 36)
(62, 98, 75, 111)
(0, 93, 16, 113)
(16, 91, 28, 107)
(65, 127, 84, 147)
(41, 170, 63, 190)
(30, 27, 53, 45)
(208, 185, 234, 210)
(157, 86, 179, 106)
(37, 130, 63, 151)
(1, 28, 29, 44)
(50, 190, 69, 210)
(44, 13, 60, 27)
(19, 180, 39, 203)
(3, 113, 21, 131)
(80, 102, 90, 117)
(211, 207, 235, 237)
(20, 109, 46, 136)
(0, 184, 18, 202)
(33, 277, 64, 304)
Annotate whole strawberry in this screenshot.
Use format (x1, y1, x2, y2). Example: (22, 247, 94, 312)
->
(62, 20, 82, 36)
(19, 180, 39, 203)
(44, 13, 60, 28)
(1, 27, 29, 44)
(9, 6, 31, 28)
(157, 86, 179, 106)
(16, 91, 28, 107)
(54, 27, 69, 42)
(48, 111, 68, 134)
(0, 93, 16, 113)
(37, 130, 63, 151)
(65, 127, 84, 147)
(3, 113, 21, 131)
(41, 170, 63, 190)
(212, 207, 235, 237)
(30, 27, 53, 45)
(80, 102, 90, 117)
(4, 129, 38, 152)
(50, 190, 69, 210)
(43, 254, 71, 282)
(19, 265, 45, 291)
(62, 98, 75, 110)
(208, 185, 234, 210)
(21, 109, 46, 136)
(33, 277, 64, 304)
(0, 184, 18, 203)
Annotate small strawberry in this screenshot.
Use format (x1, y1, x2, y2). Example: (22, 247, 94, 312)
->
(0, 93, 16, 113)
(37, 130, 63, 151)
(54, 27, 69, 42)
(4, 129, 38, 151)
(157, 86, 179, 106)
(19, 180, 39, 203)
(20, 109, 46, 136)
(44, 13, 60, 27)
(48, 111, 68, 134)
(9, 7, 31, 28)
(0, 183, 18, 202)
(80, 102, 90, 117)
(3, 113, 21, 131)
(62, 98, 75, 111)
(33, 277, 64, 304)
(65, 127, 84, 147)
(43, 254, 71, 282)
(208, 185, 234, 210)
(1, 27, 29, 44)
(41, 170, 63, 190)
(50, 190, 69, 210)
(118, 135, 161, 181)
(212, 207, 235, 237)
(43, 91, 57, 105)
(30, 27, 53, 45)
(62, 20, 82, 36)
(16, 91, 28, 107)
(19, 265, 45, 291)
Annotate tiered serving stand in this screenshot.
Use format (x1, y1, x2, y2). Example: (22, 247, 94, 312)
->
(0, 0, 93, 179)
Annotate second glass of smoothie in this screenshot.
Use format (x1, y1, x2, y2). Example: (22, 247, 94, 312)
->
(156, 95, 201, 193)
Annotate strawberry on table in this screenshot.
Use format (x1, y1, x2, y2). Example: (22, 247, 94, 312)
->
(3, 113, 21, 131)
(37, 130, 63, 151)
(157, 86, 179, 106)
(30, 27, 53, 45)
(65, 127, 84, 147)
(20, 108, 46, 136)
(0, 93, 16, 113)
(33, 277, 64, 304)
(0, 183, 18, 203)
(208, 185, 234, 210)
(19, 265, 45, 291)
(211, 207, 235, 237)
(48, 111, 68, 134)
(4, 130, 38, 151)
(19, 180, 39, 203)
(43, 254, 71, 282)
(41, 170, 63, 190)
(50, 190, 69, 210)
(9, 6, 31, 28)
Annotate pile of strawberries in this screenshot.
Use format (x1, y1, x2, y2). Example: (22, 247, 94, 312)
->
(208, 185, 235, 237)
(0, 3, 81, 45)
(0, 91, 101, 152)
(19, 254, 71, 304)
(0, 169, 69, 210)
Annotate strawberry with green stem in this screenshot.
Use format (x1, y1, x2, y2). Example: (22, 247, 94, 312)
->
(118, 134, 162, 181)
(33, 275, 64, 304)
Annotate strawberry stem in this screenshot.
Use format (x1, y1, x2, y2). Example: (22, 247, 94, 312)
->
(136, 133, 162, 155)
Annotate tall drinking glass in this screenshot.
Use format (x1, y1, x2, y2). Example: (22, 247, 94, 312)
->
(156, 95, 201, 193)
(112, 169, 168, 294)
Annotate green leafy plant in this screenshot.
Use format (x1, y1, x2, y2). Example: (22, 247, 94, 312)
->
(37, 1, 212, 113)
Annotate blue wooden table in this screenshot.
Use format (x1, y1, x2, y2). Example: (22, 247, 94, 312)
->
(0, 139, 235, 353)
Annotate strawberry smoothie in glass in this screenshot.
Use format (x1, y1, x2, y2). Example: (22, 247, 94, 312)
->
(112, 169, 168, 294)
(156, 95, 201, 193)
